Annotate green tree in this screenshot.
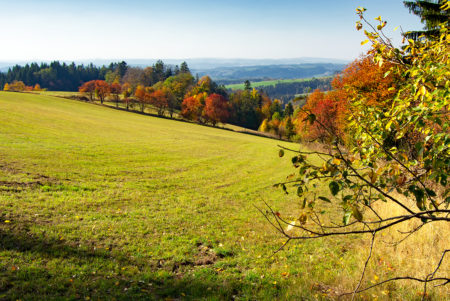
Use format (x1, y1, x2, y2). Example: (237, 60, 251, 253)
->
(403, 0, 449, 39)
(285, 116, 295, 140)
(244, 80, 251, 91)
(180, 61, 190, 74)
(284, 102, 294, 117)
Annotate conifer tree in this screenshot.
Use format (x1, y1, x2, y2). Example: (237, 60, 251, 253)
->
(403, 0, 449, 39)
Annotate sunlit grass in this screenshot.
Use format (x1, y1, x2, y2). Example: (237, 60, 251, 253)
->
(0, 91, 444, 300)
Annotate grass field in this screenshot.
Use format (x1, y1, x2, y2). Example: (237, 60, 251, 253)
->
(0, 92, 447, 300)
(225, 78, 330, 91)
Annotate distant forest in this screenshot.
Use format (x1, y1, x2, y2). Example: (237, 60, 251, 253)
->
(199, 63, 345, 81)
(0, 61, 183, 92)
(257, 77, 332, 103)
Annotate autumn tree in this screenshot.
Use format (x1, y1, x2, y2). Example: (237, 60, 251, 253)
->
(7, 81, 26, 92)
(122, 83, 132, 110)
(134, 85, 148, 112)
(181, 93, 207, 123)
(79, 80, 96, 101)
(110, 82, 122, 107)
(265, 6, 449, 297)
(295, 89, 346, 142)
(204, 93, 230, 126)
(33, 84, 42, 91)
(162, 72, 195, 110)
(95, 80, 110, 104)
(149, 89, 169, 116)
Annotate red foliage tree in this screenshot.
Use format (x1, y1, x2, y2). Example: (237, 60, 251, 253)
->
(295, 55, 400, 143)
(296, 89, 347, 142)
(95, 80, 110, 104)
(181, 93, 206, 123)
(79, 80, 96, 101)
(149, 89, 169, 116)
(204, 93, 230, 125)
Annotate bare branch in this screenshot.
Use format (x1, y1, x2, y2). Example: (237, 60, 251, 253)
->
(352, 232, 376, 300)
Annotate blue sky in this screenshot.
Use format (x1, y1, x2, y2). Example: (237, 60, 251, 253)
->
(0, 0, 423, 61)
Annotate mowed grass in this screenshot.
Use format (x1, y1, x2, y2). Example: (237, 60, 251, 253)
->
(0, 92, 440, 300)
(225, 77, 331, 91)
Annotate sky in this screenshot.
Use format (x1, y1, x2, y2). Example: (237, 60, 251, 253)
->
(0, 0, 424, 62)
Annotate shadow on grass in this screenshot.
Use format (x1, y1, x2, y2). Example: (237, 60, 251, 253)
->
(0, 224, 267, 300)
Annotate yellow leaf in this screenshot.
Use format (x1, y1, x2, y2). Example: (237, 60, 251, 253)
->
(361, 40, 369, 45)
(332, 158, 341, 165)
(4, 220, 10, 223)
(385, 120, 392, 130)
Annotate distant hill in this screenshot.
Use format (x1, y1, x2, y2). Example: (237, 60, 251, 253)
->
(195, 63, 345, 82)
(0, 57, 348, 73)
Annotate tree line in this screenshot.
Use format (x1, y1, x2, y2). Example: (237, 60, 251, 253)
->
(73, 68, 293, 131)
(0, 60, 186, 92)
(1, 58, 297, 131)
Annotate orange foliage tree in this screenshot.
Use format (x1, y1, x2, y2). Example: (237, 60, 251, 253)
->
(95, 80, 110, 104)
(332, 55, 399, 107)
(5, 81, 26, 92)
(110, 82, 122, 107)
(134, 85, 147, 112)
(181, 93, 207, 123)
(149, 89, 169, 116)
(295, 54, 400, 143)
(296, 89, 347, 142)
(79, 80, 96, 101)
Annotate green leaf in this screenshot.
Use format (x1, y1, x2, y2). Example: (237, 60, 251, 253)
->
(329, 181, 340, 196)
(343, 195, 353, 203)
(282, 184, 288, 195)
(318, 196, 331, 203)
(352, 206, 363, 222)
(444, 196, 450, 205)
(343, 211, 352, 225)
(425, 188, 436, 197)
(409, 185, 426, 210)
(301, 198, 307, 209)
(279, 149, 284, 157)
(297, 186, 304, 197)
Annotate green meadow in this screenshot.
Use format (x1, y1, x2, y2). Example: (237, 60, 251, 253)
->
(0, 92, 424, 300)
(225, 78, 330, 91)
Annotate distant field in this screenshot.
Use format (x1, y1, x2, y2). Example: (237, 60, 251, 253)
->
(225, 77, 329, 91)
(0, 92, 445, 300)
